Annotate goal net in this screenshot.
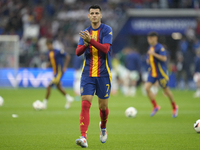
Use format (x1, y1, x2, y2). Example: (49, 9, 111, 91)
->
(0, 35, 19, 88)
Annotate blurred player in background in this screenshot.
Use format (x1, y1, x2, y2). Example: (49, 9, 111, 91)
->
(114, 48, 132, 96)
(75, 5, 112, 148)
(110, 57, 119, 95)
(145, 32, 178, 118)
(42, 39, 74, 109)
(141, 54, 159, 96)
(73, 55, 83, 101)
(193, 48, 200, 98)
(124, 47, 141, 96)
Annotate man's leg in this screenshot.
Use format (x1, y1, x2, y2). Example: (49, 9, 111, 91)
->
(129, 71, 139, 96)
(80, 95, 93, 139)
(130, 80, 137, 97)
(98, 98, 109, 144)
(45, 85, 51, 99)
(43, 74, 59, 109)
(76, 77, 95, 148)
(56, 83, 74, 109)
(163, 87, 178, 117)
(145, 82, 157, 107)
(98, 98, 109, 129)
(194, 80, 200, 97)
(43, 85, 51, 109)
(151, 81, 159, 95)
(96, 76, 111, 143)
(163, 87, 175, 103)
(145, 81, 160, 116)
(56, 82, 66, 95)
(75, 95, 92, 148)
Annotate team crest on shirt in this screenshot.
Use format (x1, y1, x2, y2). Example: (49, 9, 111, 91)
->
(81, 87, 83, 93)
(161, 47, 165, 51)
(109, 31, 112, 35)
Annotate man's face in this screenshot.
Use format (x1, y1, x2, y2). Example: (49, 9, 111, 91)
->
(88, 9, 102, 24)
(147, 36, 157, 46)
(46, 43, 53, 50)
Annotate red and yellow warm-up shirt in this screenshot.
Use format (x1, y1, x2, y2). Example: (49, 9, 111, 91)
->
(148, 43, 168, 80)
(48, 49, 66, 75)
(78, 23, 112, 77)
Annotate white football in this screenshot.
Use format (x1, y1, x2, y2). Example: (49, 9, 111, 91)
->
(194, 119, 200, 133)
(125, 107, 137, 118)
(0, 96, 4, 106)
(33, 100, 44, 110)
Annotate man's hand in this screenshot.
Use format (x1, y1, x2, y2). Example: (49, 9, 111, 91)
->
(84, 40, 89, 47)
(79, 30, 91, 43)
(147, 50, 167, 62)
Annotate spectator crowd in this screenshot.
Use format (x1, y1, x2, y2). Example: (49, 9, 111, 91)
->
(0, 0, 200, 89)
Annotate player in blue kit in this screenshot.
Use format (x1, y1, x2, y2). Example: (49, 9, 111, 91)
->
(42, 39, 74, 109)
(75, 5, 112, 148)
(141, 54, 159, 96)
(145, 32, 178, 118)
(124, 48, 141, 96)
(193, 49, 200, 97)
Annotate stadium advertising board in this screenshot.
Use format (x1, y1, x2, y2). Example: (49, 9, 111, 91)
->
(0, 68, 74, 88)
(125, 17, 196, 35)
(0, 68, 176, 88)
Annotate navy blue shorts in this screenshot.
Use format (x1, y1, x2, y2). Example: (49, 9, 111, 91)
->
(80, 76, 111, 99)
(50, 71, 63, 86)
(147, 74, 169, 88)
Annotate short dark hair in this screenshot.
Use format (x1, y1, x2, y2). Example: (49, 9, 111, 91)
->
(148, 32, 158, 37)
(46, 39, 53, 45)
(89, 4, 101, 12)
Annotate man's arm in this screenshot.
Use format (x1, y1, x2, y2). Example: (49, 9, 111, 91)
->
(148, 50, 167, 62)
(76, 45, 88, 56)
(63, 54, 70, 72)
(76, 33, 89, 56)
(89, 39, 110, 54)
(79, 30, 110, 54)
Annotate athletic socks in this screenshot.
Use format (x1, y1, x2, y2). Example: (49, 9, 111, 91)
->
(80, 100, 91, 139)
(196, 88, 200, 95)
(171, 101, 176, 109)
(151, 99, 157, 108)
(43, 99, 48, 109)
(99, 107, 109, 129)
(65, 94, 74, 102)
(151, 99, 176, 110)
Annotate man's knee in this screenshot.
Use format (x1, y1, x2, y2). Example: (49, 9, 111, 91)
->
(99, 99, 108, 110)
(163, 87, 170, 94)
(81, 95, 93, 103)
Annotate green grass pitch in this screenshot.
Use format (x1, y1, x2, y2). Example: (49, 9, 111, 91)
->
(0, 88, 200, 150)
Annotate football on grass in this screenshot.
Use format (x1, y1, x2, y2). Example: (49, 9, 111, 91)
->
(125, 107, 137, 118)
(194, 119, 200, 133)
(33, 100, 44, 110)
